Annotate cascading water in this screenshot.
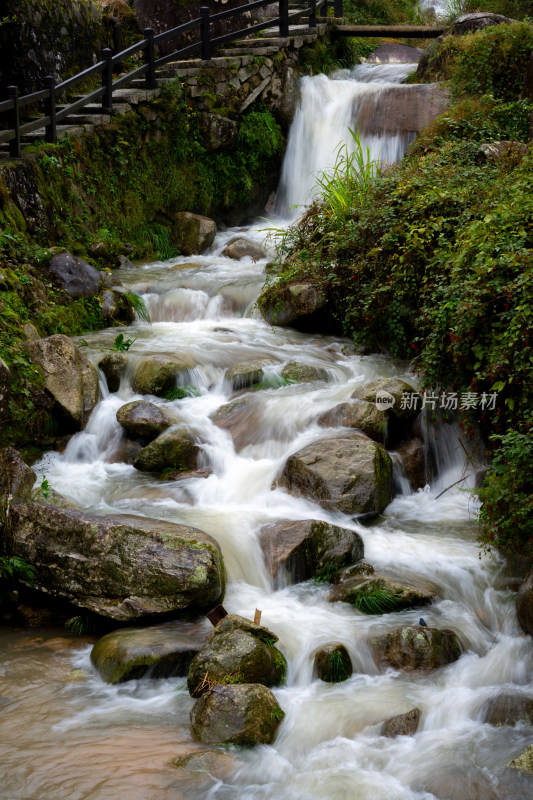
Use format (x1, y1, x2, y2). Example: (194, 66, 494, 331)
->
(1, 62, 532, 800)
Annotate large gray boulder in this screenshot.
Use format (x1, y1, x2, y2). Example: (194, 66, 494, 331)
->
(133, 427, 200, 473)
(0, 356, 11, 430)
(260, 518, 364, 585)
(172, 212, 216, 255)
(372, 626, 462, 672)
(45, 252, 103, 298)
(516, 567, 533, 637)
(116, 400, 177, 441)
(131, 355, 195, 397)
(277, 433, 393, 517)
(187, 627, 286, 697)
(222, 238, 266, 261)
(25, 334, 99, 429)
(259, 279, 327, 330)
(199, 112, 238, 152)
(450, 12, 513, 35)
(329, 575, 435, 613)
(9, 503, 225, 621)
(281, 361, 329, 383)
(226, 359, 278, 390)
(0, 448, 36, 504)
(190, 683, 284, 745)
(318, 400, 387, 443)
(91, 621, 210, 684)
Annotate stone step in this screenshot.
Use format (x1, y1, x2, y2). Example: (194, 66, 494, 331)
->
(58, 102, 131, 116)
(60, 113, 111, 126)
(217, 45, 281, 56)
(21, 124, 90, 144)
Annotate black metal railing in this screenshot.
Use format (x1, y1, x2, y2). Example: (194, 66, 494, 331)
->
(0, 0, 339, 158)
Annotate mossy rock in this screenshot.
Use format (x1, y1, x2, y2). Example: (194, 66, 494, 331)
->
(98, 352, 128, 393)
(91, 621, 209, 684)
(508, 744, 533, 775)
(313, 643, 352, 683)
(480, 693, 533, 726)
(131, 356, 195, 397)
(381, 707, 421, 737)
(281, 361, 329, 384)
(187, 628, 287, 698)
(133, 427, 200, 473)
(372, 626, 462, 672)
(226, 359, 278, 390)
(116, 399, 177, 441)
(329, 575, 435, 614)
(171, 212, 217, 255)
(190, 683, 284, 745)
(318, 400, 387, 443)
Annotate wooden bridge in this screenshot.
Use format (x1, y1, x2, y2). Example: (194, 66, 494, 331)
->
(0, 0, 446, 158)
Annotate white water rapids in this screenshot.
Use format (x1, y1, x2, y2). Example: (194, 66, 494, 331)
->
(1, 64, 532, 800)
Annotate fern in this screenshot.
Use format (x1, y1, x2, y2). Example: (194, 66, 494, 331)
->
(123, 292, 151, 324)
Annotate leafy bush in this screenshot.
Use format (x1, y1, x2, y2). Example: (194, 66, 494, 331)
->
(0, 556, 35, 608)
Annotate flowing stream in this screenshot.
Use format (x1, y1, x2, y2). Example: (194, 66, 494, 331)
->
(1, 63, 532, 800)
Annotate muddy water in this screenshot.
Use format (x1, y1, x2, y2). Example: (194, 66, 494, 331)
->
(1, 64, 532, 800)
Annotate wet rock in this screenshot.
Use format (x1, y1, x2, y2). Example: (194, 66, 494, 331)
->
(91, 621, 210, 684)
(131, 355, 195, 396)
(25, 334, 99, 430)
(166, 467, 212, 482)
(45, 252, 103, 298)
(187, 627, 286, 697)
(396, 437, 429, 489)
(9, 503, 225, 621)
(222, 238, 266, 261)
(260, 518, 364, 585)
(380, 707, 421, 737)
(133, 427, 200, 473)
(516, 567, 533, 637)
(313, 643, 352, 682)
(199, 113, 238, 153)
(172, 212, 216, 255)
(277, 432, 393, 517)
(330, 575, 435, 612)
(480, 693, 533, 726)
(171, 749, 238, 780)
(332, 562, 375, 584)
(116, 400, 177, 441)
(0, 357, 11, 429)
(352, 379, 418, 423)
(100, 288, 135, 323)
(190, 683, 284, 745)
(0, 448, 36, 504)
(98, 352, 128, 393)
(367, 43, 422, 64)
(226, 358, 278, 389)
(212, 613, 278, 644)
(356, 84, 450, 136)
(318, 400, 387, 443)
(259, 279, 327, 330)
(508, 744, 533, 775)
(111, 438, 144, 465)
(281, 361, 329, 383)
(449, 12, 513, 35)
(39, 486, 79, 510)
(22, 323, 40, 340)
(373, 626, 462, 671)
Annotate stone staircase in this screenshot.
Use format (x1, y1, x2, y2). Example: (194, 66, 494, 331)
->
(2, 5, 329, 154)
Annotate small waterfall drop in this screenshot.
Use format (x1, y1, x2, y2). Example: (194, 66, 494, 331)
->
(276, 63, 417, 216)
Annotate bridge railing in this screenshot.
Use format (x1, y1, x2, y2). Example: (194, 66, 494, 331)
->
(0, 0, 338, 158)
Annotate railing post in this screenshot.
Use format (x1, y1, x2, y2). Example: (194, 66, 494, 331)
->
(7, 86, 20, 158)
(112, 20, 123, 73)
(333, 0, 342, 16)
(309, 0, 317, 28)
(200, 7, 211, 61)
(101, 48, 113, 113)
(43, 75, 57, 144)
(279, 0, 289, 37)
(318, 0, 327, 18)
(144, 27, 156, 88)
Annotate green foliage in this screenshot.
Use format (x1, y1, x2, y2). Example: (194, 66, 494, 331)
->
(0, 556, 35, 608)
(352, 585, 407, 614)
(327, 649, 351, 682)
(343, 0, 427, 25)
(123, 292, 151, 324)
(270, 706, 285, 724)
(112, 333, 135, 352)
(443, 0, 533, 21)
(478, 430, 533, 555)
(40, 476, 50, 499)
(65, 613, 100, 635)
(164, 385, 200, 400)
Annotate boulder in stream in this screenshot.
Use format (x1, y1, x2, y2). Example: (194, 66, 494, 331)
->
(329, 575, 435, 613)
(516, 567, 533, 637)
(133, 427, 200, 473)
(9, 503, 225, 621)
(317, 400, 387, 443)
(171, 212, 217, 255)
(259, 278, 328, 331)
(508, 744, 533, 775)
(190, 683, 284, 745)
(131, 355, 195, 397)
(226, 358, 278, 389)
(187, 615, 286, 697)
(372, 625, 462, 672)
(480, 692, 533, 726)
(277, 432, 393, 517)
(313, 643, 352, 682)
(98, 352, 128, 393)
(222, 238, 266, 260)
(260, 518, 364, 585)
(380, 707, 421, 737)
(0, 447, 36, 504)
(25, 334, 99, 430)
(116, 400, 177, 441)
(91, 621, 210, 684)
(281, 361, 329, 383)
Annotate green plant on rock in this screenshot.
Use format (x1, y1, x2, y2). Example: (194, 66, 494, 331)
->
(327, 649, 351, 682)
(351, 585, 406, 615)
(0, 556, 35, 608)
(270, 706, 285, 725)
(112, 333, 135, 352)
(164, 385, 200, 401)
(123, 292, 151, 324)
